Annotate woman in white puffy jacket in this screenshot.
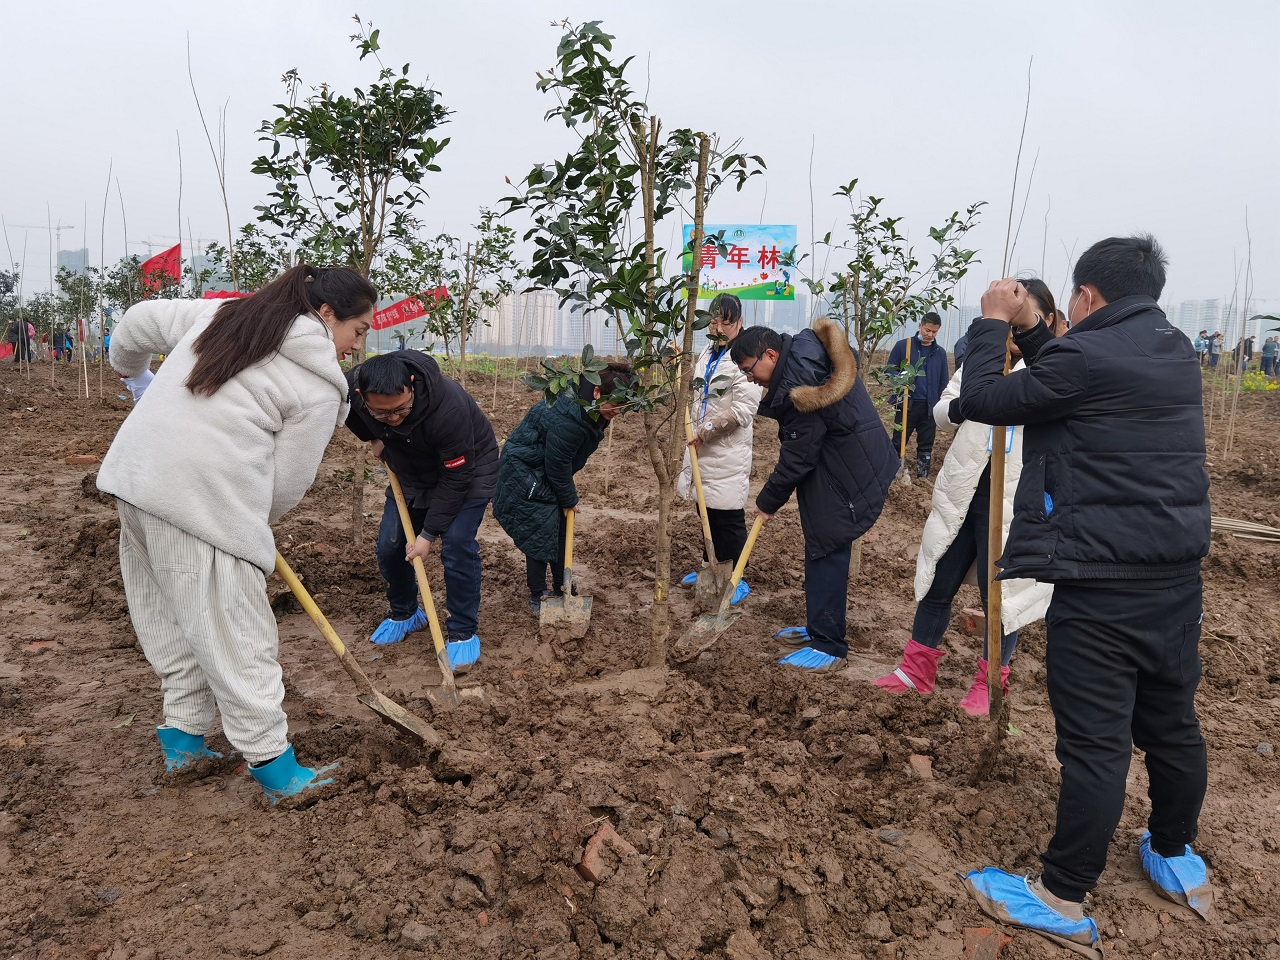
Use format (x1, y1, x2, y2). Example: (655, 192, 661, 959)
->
(874, 278, 1060, 715)
(677, 294, 763, 603)
(98, 265, 375, 799)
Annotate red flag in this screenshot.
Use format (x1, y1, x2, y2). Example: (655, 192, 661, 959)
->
(371, 286, 448, 331)
(140, 243, 181, 295)
(200, 290, 252, 300)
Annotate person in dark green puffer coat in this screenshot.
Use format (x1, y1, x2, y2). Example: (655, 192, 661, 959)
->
(494, 362, 633, 614)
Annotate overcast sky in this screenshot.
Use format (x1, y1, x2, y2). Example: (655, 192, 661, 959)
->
(3, 0, 1276, 311)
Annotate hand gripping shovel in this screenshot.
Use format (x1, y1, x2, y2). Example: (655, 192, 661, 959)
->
(686, 407, 731, 612)
(675, 514, 764, 660)
(274, 550, 443, 749)
(540, 510, 593, 642)
(386, 468, 486, 708)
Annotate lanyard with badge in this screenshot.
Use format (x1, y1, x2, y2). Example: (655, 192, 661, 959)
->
(698, 347, 725, 425)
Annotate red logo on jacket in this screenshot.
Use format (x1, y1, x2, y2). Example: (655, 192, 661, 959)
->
(444, 455, 467, 469)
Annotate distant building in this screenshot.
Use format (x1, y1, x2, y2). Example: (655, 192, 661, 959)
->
(57, 248, 90, 273)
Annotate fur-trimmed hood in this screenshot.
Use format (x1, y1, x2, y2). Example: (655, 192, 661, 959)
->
(787, 317, 857, 413)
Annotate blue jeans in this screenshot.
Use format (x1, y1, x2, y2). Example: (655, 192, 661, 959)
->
(376, 496, 488, 640)
(804, 542, 853, 658)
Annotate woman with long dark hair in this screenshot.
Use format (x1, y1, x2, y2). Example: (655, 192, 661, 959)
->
(98, 265, 376, 801)
(872, 278, 1062, 713)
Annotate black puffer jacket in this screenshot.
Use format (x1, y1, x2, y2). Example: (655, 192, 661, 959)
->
(346, 352, 499, 539)
(492, 392, 606, 561)
(756, 318, 897, 558)
(958, 296, 1210, 582)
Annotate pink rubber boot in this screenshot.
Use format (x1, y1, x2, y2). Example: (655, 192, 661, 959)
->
(872, 640, 946, 695)
(958, 659, 1011, 717)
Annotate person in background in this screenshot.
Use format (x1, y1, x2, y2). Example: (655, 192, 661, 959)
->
(1262, 336, 1278, 376)
(493, 362, 634, 613)
(1194, 329, 1209, 367)
(1208, 331, 1223, 368)
(952, 330, 968, 370)
(730, 319, 897, 671)
(958, 236, 1212, 956)
(886, 312, 949, 478)
(345, 351, 499, 669)
(677, 293, 762, 602)
(98, 265, 375, 801)
(873, 278, 1060, 714)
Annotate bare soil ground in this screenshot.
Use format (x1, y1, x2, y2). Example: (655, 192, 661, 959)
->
(1, 359, 1278, 960)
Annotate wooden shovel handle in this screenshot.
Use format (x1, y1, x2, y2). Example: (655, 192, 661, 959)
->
(714, 514, 764, 617)
(274, 550, 375, 695)
(563, 508, 575, 591)
(386, 469, 450, 663)
(685, 406, 719, 564)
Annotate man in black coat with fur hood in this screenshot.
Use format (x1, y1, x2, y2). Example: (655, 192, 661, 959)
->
(730, 317, 897, 671)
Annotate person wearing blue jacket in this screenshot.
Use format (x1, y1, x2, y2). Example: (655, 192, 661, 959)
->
(886, 312, 950, 477)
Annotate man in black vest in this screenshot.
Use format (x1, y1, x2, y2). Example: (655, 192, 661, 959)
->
(730, 319, 897, 671)
(957, 236, 1212, 957)
(346, 352, 499, 670)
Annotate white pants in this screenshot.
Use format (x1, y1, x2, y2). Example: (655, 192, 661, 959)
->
(117, 500, 288, 763)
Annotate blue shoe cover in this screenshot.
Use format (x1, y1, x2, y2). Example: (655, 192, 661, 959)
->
(370, 609, 427, 645)
(777, 646, 846, 671)
(249, 745, 336, 803)
(157, 725, 223, 772)
(774, 626, 809, 646)
(680, 571, 698, 586)
(962, 868, 1101, 959)
(446, 634, 481, 671)
(730, 580, 751, 605)
(1140, 832, 1214, 920)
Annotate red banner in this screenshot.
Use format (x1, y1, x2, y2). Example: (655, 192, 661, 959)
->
(140, 243, 181, 295)
(371, 286, 448, 331)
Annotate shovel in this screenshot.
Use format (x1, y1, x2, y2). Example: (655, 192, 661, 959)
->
(540, 509, 593, 642)
(686, 407, 731, 611)
(274, 550, 443, 749)
(386, 469, 486, 708)
(675, 514, 764, 659)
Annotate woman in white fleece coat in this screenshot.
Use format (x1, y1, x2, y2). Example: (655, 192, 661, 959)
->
(677, 294, 763, 602)
(874, 279, 1059, 715)
(97, 265, 375, 800)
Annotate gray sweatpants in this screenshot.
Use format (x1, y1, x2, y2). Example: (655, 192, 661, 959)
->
(117, 500, 288, 763)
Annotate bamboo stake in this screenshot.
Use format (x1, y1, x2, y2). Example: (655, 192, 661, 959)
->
(602, 417, 616, 495)
(95, 161, 111, 400)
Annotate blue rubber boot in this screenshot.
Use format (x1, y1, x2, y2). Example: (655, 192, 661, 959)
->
(370, 609, 427, 645)
(777, 647, 846, 672)
(730, 580, 751, 605)
(774, 626, 809, 647)
(249, 745, 336, 803)
(446, 634, 481, 672)
(963, 868, 1102, 959)
(1139, 832, 1214, 920)
(680, 572, 698, 586)
(157, 725, 223, 772)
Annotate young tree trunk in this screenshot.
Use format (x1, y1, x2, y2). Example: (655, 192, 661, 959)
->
(647, 133, 710, 668)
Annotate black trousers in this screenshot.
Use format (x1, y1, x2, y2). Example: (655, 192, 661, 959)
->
(1040, 578, 1207, 902)
(805, 543, 853, 658)
(693, 505, 749, 569)
(525, 512, 568, 597)
(892, 400, 937, 474)
(911, 471, 1017, 665)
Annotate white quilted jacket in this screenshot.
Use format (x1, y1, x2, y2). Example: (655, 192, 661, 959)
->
(677, 344, 764, 511)
(915, 362, 1052, 633)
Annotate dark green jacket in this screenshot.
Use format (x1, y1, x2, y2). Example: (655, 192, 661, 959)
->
(493, 393, 606, 561)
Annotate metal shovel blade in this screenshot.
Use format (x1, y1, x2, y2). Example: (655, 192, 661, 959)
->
(675, 606, 744, 658)
(540, 593, 593, 642)
(693, 563, 731, 614)
(356, 690, 445, 749)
